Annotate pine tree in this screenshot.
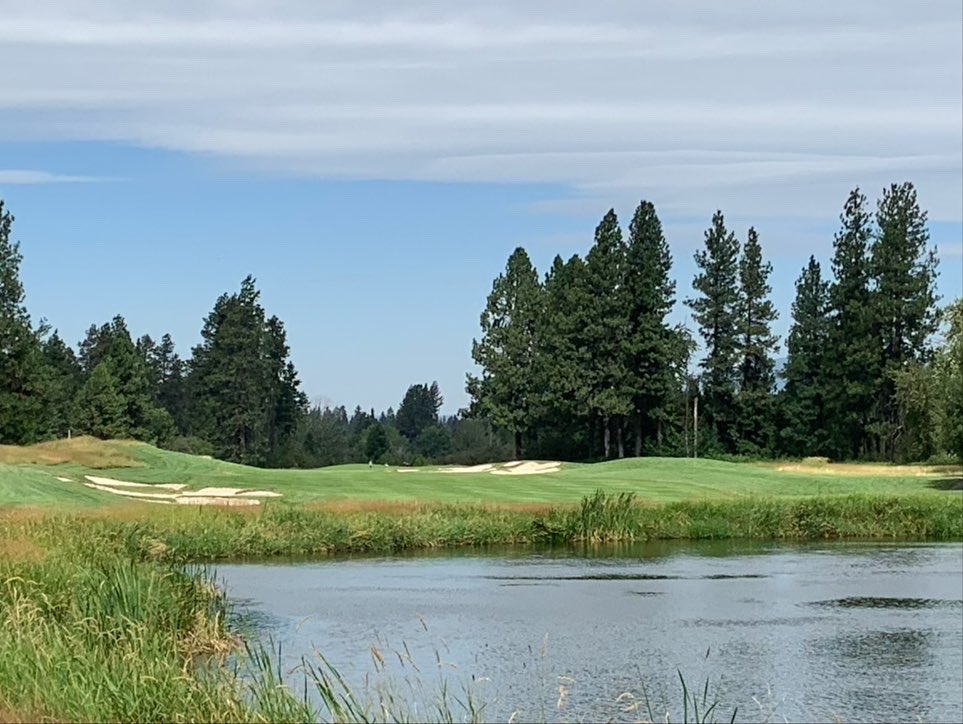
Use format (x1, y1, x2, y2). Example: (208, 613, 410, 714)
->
(154, 334, 189, 433)
(686, 211, 741, 452)
(869, 182, 940, 460)
(264, 316, 308, 465)
(40, 330, 84, 438)
(535, 254, 594, 460)
(467, 247, 543, 458)
(190, 276, 274, 464)
(937, 299, 963, 462)
(735, 227, 779, 453)
(72, 362, 128, 439)
(364, 422, 389, 462)
(397, 383, 441, 441)
(584, 209, 631, 458)
(825, 188, 877, 459)
(624, 200, 678, 455)
(0, 199, 48, 444)
(780, 257, 830, 456)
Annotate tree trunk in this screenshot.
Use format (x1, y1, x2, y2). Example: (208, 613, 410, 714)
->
(634, 412, 642, 457)
(616, 419, 625, 458)
(603, 415, 611, 459)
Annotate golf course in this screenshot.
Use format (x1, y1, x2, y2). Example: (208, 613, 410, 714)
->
(3, 436, 960, 509)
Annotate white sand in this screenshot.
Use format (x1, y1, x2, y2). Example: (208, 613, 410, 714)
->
(85, 476, 186, 491)
(236, 490, 283, 498)
(55, 476, 73, 482)
(436, 463, 495, 474)
(501, 461, 525, 468)
(491, 461, 561, 476)
(84, 483, 178, 500)
(396, 468, 418, 473)
(191, 487, 251, 497)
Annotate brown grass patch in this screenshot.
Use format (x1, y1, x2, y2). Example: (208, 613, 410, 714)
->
(0, 539, 44, 563)
(0, 437, 142, 469)
(770, 462, 962, 477)
(305, 500, 558, 515)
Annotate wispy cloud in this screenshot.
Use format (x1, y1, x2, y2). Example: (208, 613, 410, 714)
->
(0, 1, 960, 220)
(0, 169, 119, 184)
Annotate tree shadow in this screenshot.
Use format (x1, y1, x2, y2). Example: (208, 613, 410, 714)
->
(927, 477, 963, 491)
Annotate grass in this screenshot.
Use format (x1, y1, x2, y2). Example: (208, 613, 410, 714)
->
(2, 437, 960, 509)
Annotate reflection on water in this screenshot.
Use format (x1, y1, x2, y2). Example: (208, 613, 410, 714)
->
(219, 541, 963, 724)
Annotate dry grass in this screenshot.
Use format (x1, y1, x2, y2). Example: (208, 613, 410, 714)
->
(771, 461, 961, 477)
(0, 540, 44, 563)
(306, 500, 557, 515)
(0, 437, 142, 469)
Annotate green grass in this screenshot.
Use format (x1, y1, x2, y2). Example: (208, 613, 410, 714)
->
(1, 438, 959, 508)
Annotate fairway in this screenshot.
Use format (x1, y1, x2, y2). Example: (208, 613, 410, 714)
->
(1, 438, 959, 508)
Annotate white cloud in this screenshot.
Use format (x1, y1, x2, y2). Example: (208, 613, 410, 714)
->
(1, 0, 960, 222)
(0, 169, 117, 184)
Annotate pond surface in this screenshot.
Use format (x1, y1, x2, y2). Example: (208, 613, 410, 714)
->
(218, 541, 963, 723)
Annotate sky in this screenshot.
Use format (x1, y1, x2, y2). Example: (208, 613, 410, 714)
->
(1, 0, 961, 415)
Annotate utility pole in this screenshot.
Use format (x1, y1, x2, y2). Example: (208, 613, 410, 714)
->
(693, 396, 699, 459)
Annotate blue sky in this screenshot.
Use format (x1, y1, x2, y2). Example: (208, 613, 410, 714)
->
(1, 1, 961, 414)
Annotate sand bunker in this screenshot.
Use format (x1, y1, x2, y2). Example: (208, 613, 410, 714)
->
(55, 476, 73, 482)
(80, 475, 281, 506)
(426, 461, 562, 476)
(491, 461, 561, 476)
(436, 463, 495, 474)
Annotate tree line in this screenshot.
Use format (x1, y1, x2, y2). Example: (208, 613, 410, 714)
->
(469, 183, 962, 463)
(0, 198, 512, 466)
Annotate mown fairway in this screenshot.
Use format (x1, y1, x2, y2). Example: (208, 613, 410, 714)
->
(1, 438, 959, 508)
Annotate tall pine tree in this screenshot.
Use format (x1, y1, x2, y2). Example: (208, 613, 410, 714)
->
(467, 247, 542, 458)
(0, 199, 48, 444)
(825, 188, 877, 459)
(584, 209, 631, 458)
(687, 211, 741, 452)
(735, 227, 779, 453)
(869, 181, 940, 460)
(624, 200, 680, 455)
(780, 257, 830, 456)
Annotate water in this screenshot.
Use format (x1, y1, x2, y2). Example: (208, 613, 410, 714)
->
(218, 541, 963, 723)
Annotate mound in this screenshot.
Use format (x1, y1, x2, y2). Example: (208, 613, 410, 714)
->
(0, 437, 141, 469)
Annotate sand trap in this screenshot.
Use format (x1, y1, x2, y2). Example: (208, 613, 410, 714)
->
(79, 475, 280, 505)
(436, 463, 495, 474)
(55, 476, 73, 482)
(85, 476, 186, 491)
(396, 468, 418, 473)
(84, 483, 178, 500)
(491, 461, 562, 476)
(175, 496, 261, 507)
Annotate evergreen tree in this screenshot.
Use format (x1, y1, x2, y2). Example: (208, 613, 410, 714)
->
(624, 200, 679, 455)
(0, 199, 48, 444)
(397, 383, 441, 441)
(264, 316, 308, 465)
(40, 330, 84, 438)
(584, 209, 631, 458)
(686, 211, 741, 452)
(415, 423, 453, 459)
(825, 188, 877, 459)
(869, 182, 940, 460)
(364, 422, 389, 462)
(154, 334, 190, 433)
(937, 299, 963, 462)
(535, 254, 594, 460)
(735, 227, 779, 453)
(190, 276, 304, 465)
(72, 362, 127, 439)
(780, 257, 830, 456)
(467, 247, 543, 458)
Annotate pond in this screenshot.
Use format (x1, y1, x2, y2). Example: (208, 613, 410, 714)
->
(218, 541, 963, 723)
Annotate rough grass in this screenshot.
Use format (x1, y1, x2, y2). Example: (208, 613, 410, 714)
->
(0, 436, 141, 468)
(2, 438, 960, 508)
